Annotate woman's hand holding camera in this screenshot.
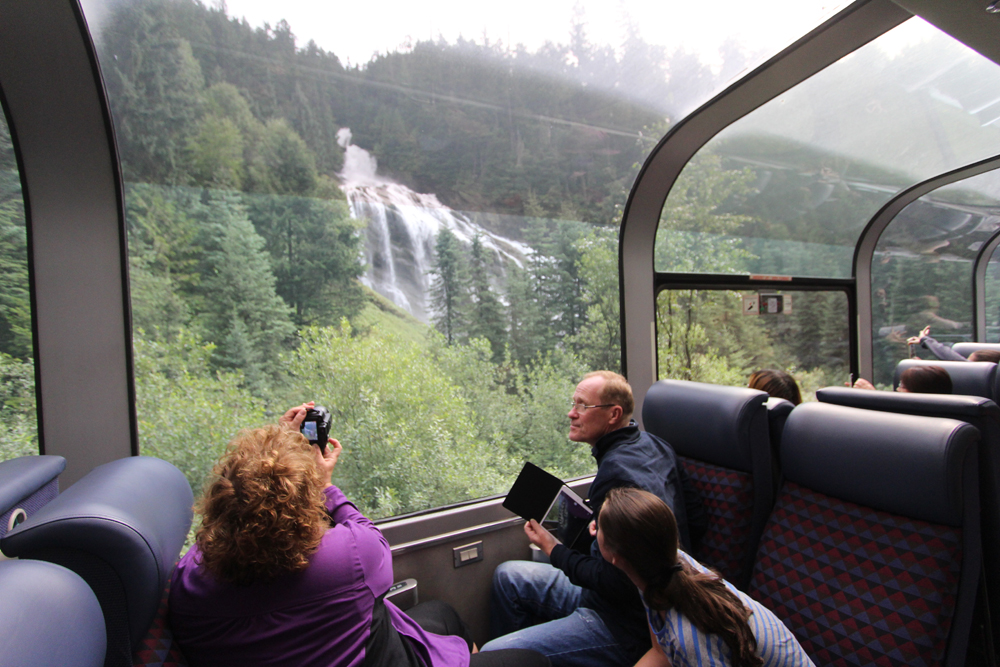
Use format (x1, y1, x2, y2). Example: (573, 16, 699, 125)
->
(282, 402, 340, 487)
(280, 402, 314, 430)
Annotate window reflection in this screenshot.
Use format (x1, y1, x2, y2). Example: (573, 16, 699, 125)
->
(657, 18, 1000, 279)
(872, 169, 1000, 384)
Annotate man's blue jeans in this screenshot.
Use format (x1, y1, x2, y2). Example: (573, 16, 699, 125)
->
(479, 561, 633, 667)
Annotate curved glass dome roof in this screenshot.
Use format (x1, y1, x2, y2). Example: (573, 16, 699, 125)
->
(656, 17, 1000, 279)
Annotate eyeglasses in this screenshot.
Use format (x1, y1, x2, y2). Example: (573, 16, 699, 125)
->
(568, 401, 615, 412)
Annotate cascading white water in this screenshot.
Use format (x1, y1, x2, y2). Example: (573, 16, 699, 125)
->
(337, 128, 529, 323)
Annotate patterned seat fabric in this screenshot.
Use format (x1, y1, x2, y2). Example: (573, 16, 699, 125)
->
(133, 587, 188, 667)
(681, 457, 754, 584)
(750, 482, 962, 667)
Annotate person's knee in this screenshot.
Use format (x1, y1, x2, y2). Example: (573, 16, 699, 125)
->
(492, 560, 533, 598)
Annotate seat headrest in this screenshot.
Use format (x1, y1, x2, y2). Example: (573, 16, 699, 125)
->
(953, 342, 1000, 358)
(766, 396, 794, 419)
(894, 359, 997, 400)
(781, 402, 977, 526)
(817, 386, 1000, 421)
(642, 380, 768, 470)
(0, 455, 65, 515)
(0, 560, 106, 667)
(1, 456, 193, 643)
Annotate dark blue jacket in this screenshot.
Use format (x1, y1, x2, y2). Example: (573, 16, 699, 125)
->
(548, 422, 700, 662)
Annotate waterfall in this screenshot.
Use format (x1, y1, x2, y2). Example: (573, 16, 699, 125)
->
(337, 128, 529, 323)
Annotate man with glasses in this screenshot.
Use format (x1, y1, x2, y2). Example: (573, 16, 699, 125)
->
(481, 370, 700, 667)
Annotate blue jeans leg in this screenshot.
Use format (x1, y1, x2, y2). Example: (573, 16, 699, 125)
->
(480, 608, 631, 667)
(489, 560, 582, 639)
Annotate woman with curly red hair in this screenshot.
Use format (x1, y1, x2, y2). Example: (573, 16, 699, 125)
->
(169, 403, 548, 667)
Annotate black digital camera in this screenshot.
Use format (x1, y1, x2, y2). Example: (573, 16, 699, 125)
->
(300, 405, 332, 451)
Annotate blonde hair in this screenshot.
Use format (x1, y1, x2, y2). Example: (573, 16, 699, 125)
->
(584, 370, 634, 419)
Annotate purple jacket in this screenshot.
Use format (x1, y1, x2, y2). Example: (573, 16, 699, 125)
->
(169, 485, 469, 667)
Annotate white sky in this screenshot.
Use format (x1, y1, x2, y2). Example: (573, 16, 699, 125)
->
(212, 0, 850, 68)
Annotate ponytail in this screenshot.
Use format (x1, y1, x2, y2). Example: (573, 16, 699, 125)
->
(599, 488, 762, 667)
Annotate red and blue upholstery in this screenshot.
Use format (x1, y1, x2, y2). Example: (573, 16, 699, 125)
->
(642, 380, 775, 590)
(816, 386, 1000, 653)
(132, 586, 188, 667)
(750, 402, 981, 667)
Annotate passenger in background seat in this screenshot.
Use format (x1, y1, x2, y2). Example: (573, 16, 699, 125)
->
(907, 326, 1000, 363)
(747, 370, 801, 405)
(597, 487, 815, 667)
(169, 404, 550, 667)
(851, 365, 952, 394)
(482, 371, 705, 667)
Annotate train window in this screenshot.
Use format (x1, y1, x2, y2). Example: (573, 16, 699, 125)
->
(988, 245, 1000, 344)
(655, 18, 1000, 280)
(0, 109, 37, 458)
(872, 168, 1000, 382)
(80, 0, 841, 517)
(655, 288, 849, 398)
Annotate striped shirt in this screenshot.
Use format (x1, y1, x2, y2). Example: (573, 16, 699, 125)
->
(645, 552, 814, 667)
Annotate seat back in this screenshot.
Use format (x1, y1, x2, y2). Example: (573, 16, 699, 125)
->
(765, 397, 794, 464)
(750, 402, 981, 667)
(0, 559, 106, 666)
(953, 343, 1000, 358)
(0, 454, 65, 539)
(895, 359, 999, 400)
(642, 380, 773, 589)
(1, 456, 193, 667)
(816, 386, 1000, 654)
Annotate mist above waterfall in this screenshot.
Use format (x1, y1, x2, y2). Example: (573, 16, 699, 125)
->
(338, 128, 529, 323)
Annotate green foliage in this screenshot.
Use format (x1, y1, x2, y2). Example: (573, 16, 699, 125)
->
(0, 353, 38, 460)
(186, 115, 244, 189)
(133, 329, 265, 494)
(656, 153, 756, 274)
(103, 2, 205, 183)
(286, 323, 516, 517)
(430, 228, 468, 345)
(193, 193, 295, 394)
(0, 168, 32, 359)
(466, 235, 507, 362)
(245, 193, 365, 327)
(569, 226, 621, 372)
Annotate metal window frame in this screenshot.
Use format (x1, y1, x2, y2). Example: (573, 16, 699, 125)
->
(854, 154, 1000, 378)
(0, 0, 135, 485)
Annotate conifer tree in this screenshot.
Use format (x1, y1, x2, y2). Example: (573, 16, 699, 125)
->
(195, 193, 295, 394)
(467, 234, 507, 362)
(430, 228, 468, 345)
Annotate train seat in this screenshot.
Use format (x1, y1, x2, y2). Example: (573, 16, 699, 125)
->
(0, 456, 193, 667)
(765, 397, 794, 463)
(815, 386, 1000, 655)
(894, 358, 999, 400)
(750, 402, 981, 667)
(0, 559, 106, 666)
(953, 343, 1000, 359)
(642, 379, 774, 590)
(0, 454, 65, 539)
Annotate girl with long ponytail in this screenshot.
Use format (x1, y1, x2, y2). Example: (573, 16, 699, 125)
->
(596, 487, 814, 667)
